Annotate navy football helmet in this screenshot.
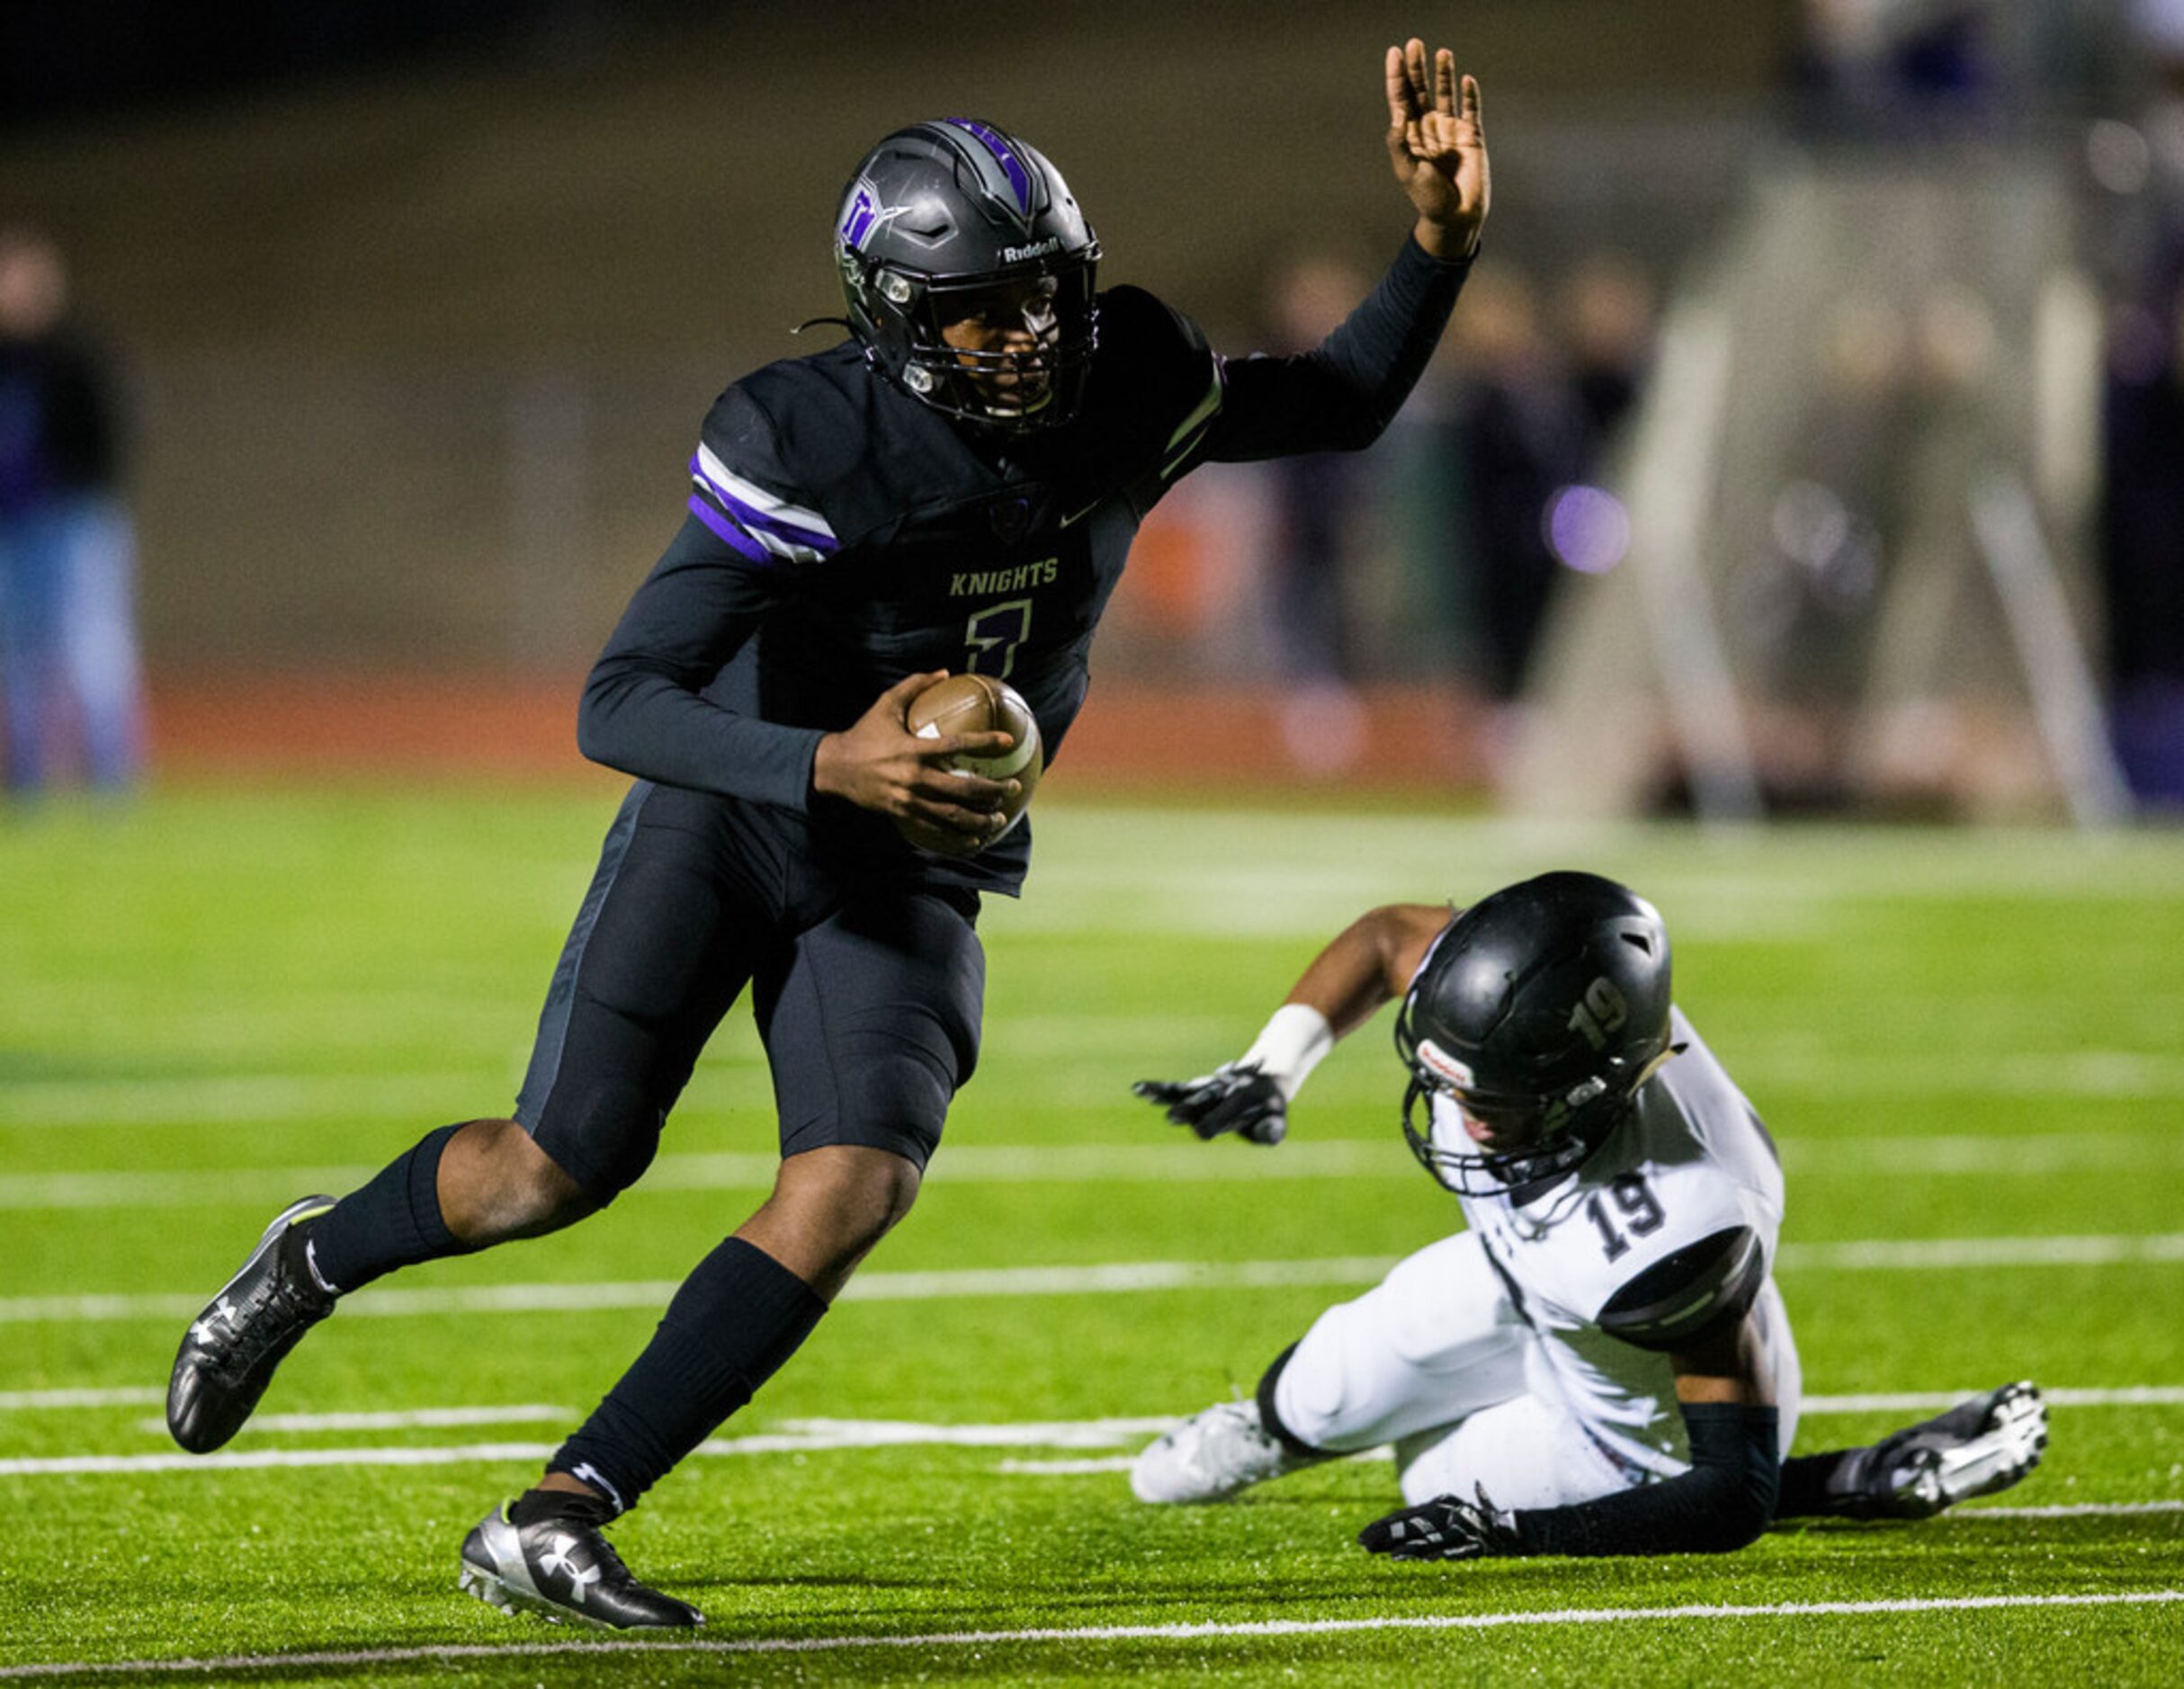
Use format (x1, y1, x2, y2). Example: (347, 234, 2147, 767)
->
(836, 119, 1099, 430)
(1394, 871, 1678, 1196)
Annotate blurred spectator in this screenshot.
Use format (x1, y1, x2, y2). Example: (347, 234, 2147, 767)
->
(1261, 252, 1372, 684)
(1429, 259, 1592, 702)
(2101, 245, 2184, 804)
(1789, 0, 2005, 135)
(1259, 251, 1374, 773)
(0, 227, 145, 798)
(1554, 252, 1656, 466)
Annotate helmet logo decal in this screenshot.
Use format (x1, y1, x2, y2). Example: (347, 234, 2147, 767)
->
(840, 185, 908, 253)
(1414, 1038, 1474, 1090)
(942, 118, 1034, 214)
(1003, 237, 1064, 263)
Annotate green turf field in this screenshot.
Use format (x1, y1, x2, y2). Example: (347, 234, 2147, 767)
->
(3, 785, 2181, 1685)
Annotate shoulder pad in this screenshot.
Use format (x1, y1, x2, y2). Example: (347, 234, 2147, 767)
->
(1596, 1226, 1766, 1353)
(688, 381, 843, 567)
(1096, 285, 1213, 361)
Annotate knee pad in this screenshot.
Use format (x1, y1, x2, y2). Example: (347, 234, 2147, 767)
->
(526, 1077, 663, 1208)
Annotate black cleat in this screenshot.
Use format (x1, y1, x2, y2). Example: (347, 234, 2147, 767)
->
(166, 1195, 338, 1453)
(1839, 1381, 2049, 1520)
(461, 1497, 704, 1630)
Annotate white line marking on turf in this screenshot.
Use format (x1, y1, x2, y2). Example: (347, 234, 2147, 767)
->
(9, 1128, 2180, 1211)
(1800, 1386, 2184, 1413)
(0, 1416, 1182, 1477)
(7, 1394, 2180, 1479)
(0, 1387, 159, 1410)
(0, 1073, 500, 1129)
(1967, 1501, 2184, 1519)
(1781, 1234, 2184, 1270)
(10, 1235, 2184, 1327)
(0, 1590, 2176, 1677)
(130, 1404, 573, 1434)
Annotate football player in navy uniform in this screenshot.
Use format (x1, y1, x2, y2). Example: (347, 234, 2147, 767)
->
(165, 43, 1490, 1626)
(1132, 872, 2048, 1559)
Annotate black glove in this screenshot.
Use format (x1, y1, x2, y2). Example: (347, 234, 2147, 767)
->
(1132, 1064, 1287, 1145)
(1358, 1485, 1521, 1561)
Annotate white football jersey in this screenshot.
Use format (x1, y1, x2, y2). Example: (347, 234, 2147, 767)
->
(1430, 1008, 1792, 1478)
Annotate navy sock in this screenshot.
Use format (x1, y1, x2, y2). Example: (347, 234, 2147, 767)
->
(304, 1123, 469, 1292)
(550, 1237, 828, 1513)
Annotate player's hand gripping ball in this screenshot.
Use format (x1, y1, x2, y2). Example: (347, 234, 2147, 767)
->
(895, 673, 1043, 855)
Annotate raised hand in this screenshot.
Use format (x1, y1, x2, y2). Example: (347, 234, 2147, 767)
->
(1383, 40, 1488, 260)
(812, 670, 1018, 853)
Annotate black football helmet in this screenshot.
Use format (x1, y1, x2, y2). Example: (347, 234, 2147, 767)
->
(1393, 871, 1678, 1196)
(835, 119, 1100, 431)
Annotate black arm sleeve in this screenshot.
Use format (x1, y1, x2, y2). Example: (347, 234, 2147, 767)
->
(1509, 1403, 1779, 1557)
(576, 514, 825, 809)
(1204, 235, 1472, 463)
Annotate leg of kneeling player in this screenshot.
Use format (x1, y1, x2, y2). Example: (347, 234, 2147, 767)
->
(1398, 1282, 1803, 1515)
(1267, 1230, 1534, 1458)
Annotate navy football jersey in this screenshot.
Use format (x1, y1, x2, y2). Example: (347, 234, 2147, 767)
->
(579, 238, 1470, 893)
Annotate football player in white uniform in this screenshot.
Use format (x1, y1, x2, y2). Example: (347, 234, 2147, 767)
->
(1131, 871, 2046, 1560)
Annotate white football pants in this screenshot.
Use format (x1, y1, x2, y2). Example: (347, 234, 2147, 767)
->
(1268, 1229, 1801, 1508)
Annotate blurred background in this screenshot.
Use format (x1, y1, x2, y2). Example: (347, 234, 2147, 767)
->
(4, 0, 2182, 819)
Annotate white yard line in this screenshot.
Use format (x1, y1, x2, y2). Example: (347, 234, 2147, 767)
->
(8, 1234, 2184, 1328)
(0, 1387, 159, 1411)
(6, 1130, 2180, 1211)
(131, 1404, 574, 1434)
(7, 1043, 2184, 1138)
(1801, 1386, 2184, 1412)
(6, 1394, 2181, 1478)
(6, 1384, 2171, 1422)
(0, 1590, 2178, 1677)
(1781, 1235, 2184, 1269)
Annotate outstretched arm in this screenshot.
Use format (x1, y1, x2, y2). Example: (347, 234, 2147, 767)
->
(1283, 901, 1455, 1036)
(1134, 903, 1452, 1144)
(1193, 42, 1490, 465)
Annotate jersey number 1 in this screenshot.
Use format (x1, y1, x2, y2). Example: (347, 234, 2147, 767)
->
(965, 598, 1033, 680)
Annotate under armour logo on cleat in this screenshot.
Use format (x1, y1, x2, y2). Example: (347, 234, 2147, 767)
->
(540, 1533, 601, 1604)
(213, 1299, 238, 1327)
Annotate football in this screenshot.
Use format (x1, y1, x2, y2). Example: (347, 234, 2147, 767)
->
(897, 672, 1043, 855)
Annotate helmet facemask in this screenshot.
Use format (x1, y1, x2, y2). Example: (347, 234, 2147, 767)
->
(855, 259, 1098, 431)
(1395, 1006, 1672, 1197)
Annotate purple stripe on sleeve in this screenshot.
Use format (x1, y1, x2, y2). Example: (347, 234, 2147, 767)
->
(686, 495, 774, 565)
(688, 454, 837, 552)
(943, 118, 1032, 213)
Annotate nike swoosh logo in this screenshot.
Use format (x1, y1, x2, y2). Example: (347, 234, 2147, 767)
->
(1059, 500, 1101, 528)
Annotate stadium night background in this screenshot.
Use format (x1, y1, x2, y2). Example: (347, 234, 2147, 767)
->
(3, 2, 2181, 1683)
